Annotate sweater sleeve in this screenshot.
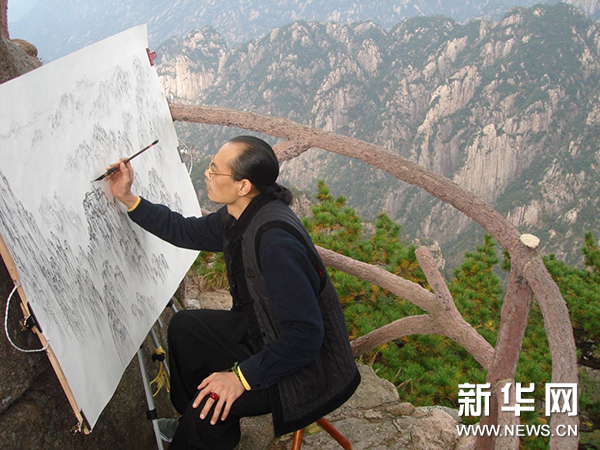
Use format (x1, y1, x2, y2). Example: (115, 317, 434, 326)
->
(128, 197, 224, 252)
(237, 227, 324, 390)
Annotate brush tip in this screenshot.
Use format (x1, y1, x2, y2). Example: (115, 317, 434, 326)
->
(152, 139, 159, 145)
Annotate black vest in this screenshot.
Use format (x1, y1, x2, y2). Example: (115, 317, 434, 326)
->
(220, 195, 360, 436)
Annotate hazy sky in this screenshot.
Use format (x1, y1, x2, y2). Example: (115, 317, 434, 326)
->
(8, 0, 38, 23)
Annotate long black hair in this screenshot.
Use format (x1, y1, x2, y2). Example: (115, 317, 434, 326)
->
(228, 136, 293, 205)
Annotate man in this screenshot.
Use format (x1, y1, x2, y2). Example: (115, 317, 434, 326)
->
(106, 136, 360, 449)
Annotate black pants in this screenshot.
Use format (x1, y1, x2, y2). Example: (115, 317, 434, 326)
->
(167, 309, 272, 450)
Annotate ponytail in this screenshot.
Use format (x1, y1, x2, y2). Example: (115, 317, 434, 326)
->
(264, 183, 293, 205)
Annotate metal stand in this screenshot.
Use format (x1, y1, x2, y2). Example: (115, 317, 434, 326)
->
(137, 298, 180, 449)
(137, 346, 164, 450)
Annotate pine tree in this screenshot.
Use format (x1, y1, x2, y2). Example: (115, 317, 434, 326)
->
(545, 232, 600, 439)
(450, 234, 503, 346)
(545, 232, 600, 370)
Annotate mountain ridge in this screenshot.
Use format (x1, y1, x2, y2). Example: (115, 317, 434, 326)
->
(9, 0, 600, 61)
(156, 3, 600, 268)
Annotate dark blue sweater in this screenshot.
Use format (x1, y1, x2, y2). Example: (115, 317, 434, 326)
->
(129, 197, 325, 390)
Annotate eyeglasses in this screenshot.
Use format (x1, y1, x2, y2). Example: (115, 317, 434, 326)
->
(207, 160, 233, 180)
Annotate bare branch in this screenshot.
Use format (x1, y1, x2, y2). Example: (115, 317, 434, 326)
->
(273, 138, 312, 162)
(319, 245, 495, 369)
(317, 245, 437, 312)
(487, 379, 520, 450)
(414, 246, 456, 313)
(414, 246, 494, 369)
(350, 315, 436, 356)
(523, 258, 579, 449)
(476, 241, 534, 449)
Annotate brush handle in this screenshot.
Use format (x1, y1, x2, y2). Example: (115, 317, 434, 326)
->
(93, 140, 159, 181)
(124, 139, 159, 163)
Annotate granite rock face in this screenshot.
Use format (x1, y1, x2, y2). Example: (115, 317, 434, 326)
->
(157, 4, 600, 266)
(0, 36, 40, 84)
(237, 364, 471, 450)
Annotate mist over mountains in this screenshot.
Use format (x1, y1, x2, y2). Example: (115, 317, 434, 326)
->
(156, 3, 600, 267)
(9, 0, 600, 62)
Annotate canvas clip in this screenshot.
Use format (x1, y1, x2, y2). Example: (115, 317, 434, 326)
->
(19, 312, 39, 332)
(146, 47, 157, 66)
(70, 413, 90, 436)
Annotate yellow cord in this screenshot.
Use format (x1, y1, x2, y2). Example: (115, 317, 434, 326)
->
(150, 347, 170, 396)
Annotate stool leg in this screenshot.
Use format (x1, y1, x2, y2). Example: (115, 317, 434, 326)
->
(316, 418, 352, 450)
(292, 428, 304, 450)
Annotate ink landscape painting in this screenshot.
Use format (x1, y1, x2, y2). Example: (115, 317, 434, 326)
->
(0, 25, 201, 428)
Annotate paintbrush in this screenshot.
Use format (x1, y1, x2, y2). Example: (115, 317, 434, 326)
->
(93, 140, 159, 182)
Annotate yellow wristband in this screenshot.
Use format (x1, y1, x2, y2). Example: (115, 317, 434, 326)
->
(233, 363, 251, 391)
(237, 367, 251, 391)
(127, 196, 142, 212)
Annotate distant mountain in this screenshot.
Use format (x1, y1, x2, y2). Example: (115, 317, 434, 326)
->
(8, 0, 600, 61)
(156, 3, 600, 268)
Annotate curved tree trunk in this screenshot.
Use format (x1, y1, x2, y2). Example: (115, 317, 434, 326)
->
(170, 103, 579, 449)
(475, 235, 535, 449)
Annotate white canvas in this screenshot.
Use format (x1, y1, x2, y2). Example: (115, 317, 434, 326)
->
(0, 25, 201, 428)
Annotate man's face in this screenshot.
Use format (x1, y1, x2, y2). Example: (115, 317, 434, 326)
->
(205, 142, 241, 205)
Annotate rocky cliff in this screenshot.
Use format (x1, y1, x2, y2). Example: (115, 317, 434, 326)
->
(238, 364, 472, 450)
(568, 0, 600, 16)
(156, 3, 600, 266)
